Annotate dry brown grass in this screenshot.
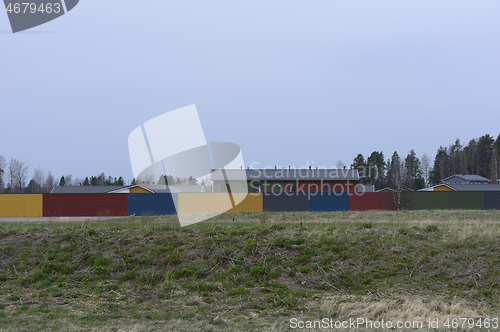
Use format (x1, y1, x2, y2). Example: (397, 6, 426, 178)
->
(321, 295, 486, 331)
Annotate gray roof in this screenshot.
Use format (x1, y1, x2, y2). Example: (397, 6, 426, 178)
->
(51, 186, 128, 194)
(211, 168, 359, 181)
(442, 174, 490, 183)
(142, 184, 204, 193)
(376, 187, 414, 193)
(376, 187, 397, 193)
(448, 184, 500, 192)
(356, 183, 375, 193)
(51, 184, 205, 194)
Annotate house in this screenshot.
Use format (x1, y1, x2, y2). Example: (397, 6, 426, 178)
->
(211, 167, 359, 194)
(418, 174, 498, 191)
(418, 184, 456, 192)
(441, 174, 490, 185)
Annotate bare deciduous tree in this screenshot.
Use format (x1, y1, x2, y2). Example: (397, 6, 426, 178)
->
(0, 155, 6, 193)
(44, 171, 55, 193)
(97, 172, 105, 186)
(65, 174, 73, 186)
(490, 148, 499, 184)
(32, 166, 45, 193)
(420, 153, 431, 187)
(8, 158, 29, 194)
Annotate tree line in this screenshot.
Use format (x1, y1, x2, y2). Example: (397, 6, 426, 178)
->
(351, 133, 500, 191)
(78, 174, 125, 187)
(351, 150, 429, 191)
(429, 134, 500, 184)
(0, 155, 126, 194)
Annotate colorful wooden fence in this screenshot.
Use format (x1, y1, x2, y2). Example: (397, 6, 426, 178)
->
(0, 192, 499, 218)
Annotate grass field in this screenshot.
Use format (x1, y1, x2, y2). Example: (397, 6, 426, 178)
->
(0, 210, 499, 331)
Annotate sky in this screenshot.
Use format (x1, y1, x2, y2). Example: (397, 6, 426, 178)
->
(1, 0, 500, 184)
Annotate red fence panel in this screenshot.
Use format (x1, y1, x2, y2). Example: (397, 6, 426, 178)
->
(349, 192, 398, 211)
(43, 194, 127, 217)
(91, 195, 127, 216)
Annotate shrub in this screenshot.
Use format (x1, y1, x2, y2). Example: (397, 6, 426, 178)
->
(480, 288, 493, 297)
(425, 225, 439, 232)
(275, 237, 292, 248)
(250, 266, 265, 278)
(93, 257, 110, 267)
(33, 269, 46, 282)
(122, 270, 138, 280)
(227, 286, 245, 296)
(295, 237, 306, 245)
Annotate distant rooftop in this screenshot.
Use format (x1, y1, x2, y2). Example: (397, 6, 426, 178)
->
(448, 184, 500, 192)
(51, 186, 128, 194)
(51, 184, 204, 194)
(441, 174, 490, 184)
(211, 168, 359, 181)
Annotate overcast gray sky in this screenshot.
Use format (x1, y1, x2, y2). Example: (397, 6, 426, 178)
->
(1, 0, 499, 183)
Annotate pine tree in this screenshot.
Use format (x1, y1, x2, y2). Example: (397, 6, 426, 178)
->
(59, 176, 66, 186)
(448, 139, 463, 175)
(387, 152, 402, 189)
(366, 151, 386, 189)
(26, 179, 39, 193)
(188, 176, 198, 185)
(404, 150, 424, 189)
(430, 146, 450, 183)
(351, 154, 366, 182)
(116, 176, 124, 186)
(158, 175, 166, 185)
(477, 134, 494, 178)
(463, 139, 478, 175)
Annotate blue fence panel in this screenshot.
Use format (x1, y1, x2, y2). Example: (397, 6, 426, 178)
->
(310, 193, 350, 212)
(127, 194, 177, 216)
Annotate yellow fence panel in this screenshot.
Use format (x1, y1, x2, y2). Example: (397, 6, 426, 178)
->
(0, 195, 43, 217)
(178, 193, 263, 215)
(227, 193, 263, 213)
(178, 193, 233, 215)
